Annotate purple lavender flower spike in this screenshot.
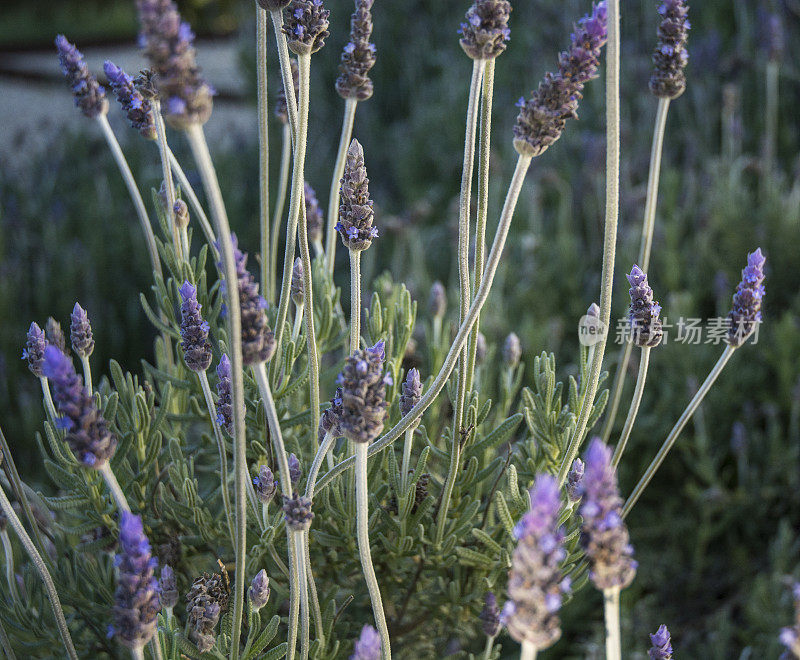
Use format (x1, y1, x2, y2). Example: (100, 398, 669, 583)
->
(350, 624, 381, 660)
(103, 61, 157, 139)
(248, 569, 271, 611)
(216, 354, 233, 435)
(46, 317, 68, 355)
(291, 258, 305, 306)
(780, 583, 800, 658)
(340, 341, 389, 444)
(288, 453, 302, 486)
(319, 388, 344, 443)
(283, 493, 314, 531)
(400, 368, 422, 417)
(337, 139, 377, 252)
(23, 322, 47, 377)
(429, 281, 447, 318)
(513, 2, 608, 158)
(579, 438, 637, 591)
(186, 572, 228, 651)
(459, 0, 512, 61)
(112, 512, 160, 649)
(70, 303, 95, 359)
(566, 458, 584, 503)
(336, 0, 376, 101)
(479, 592, 502, 637)
(55, 35, 108, 119)
(727, 248, 766, 347)
(275, 58, 300, 124)
(502, 332, 522, 368)
(648, 624, 673, 659)
(502, 474, 569, 650)
(650, 0, 690, 99)
(179, 281, 213, 372)
(42, 346, 117, 469)
(627, 265, 663, 348)
(158, 565, 179, 609)
(283, 0, 330, 56)
(305, 181, 324, 243)
(253, 465, 277, 504)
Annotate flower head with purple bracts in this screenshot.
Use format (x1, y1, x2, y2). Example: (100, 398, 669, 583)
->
(337, 139, 378, 252)
(70, 303, 95, 359)
(291, 258, 304, 306)
(459, 0, 512, 61)
(429, 281, 447, 318)
(55, 35, 108, 119)
(780, 583, 800, 658)
(566, 458, 585, 504)
(216, 354, 233, 435)
(112, 512, 160, 649)
(275, 58, 299, 123)
(283, 0, 330, 56)
(339, 341, 389, 444)
(136, 0, 214, 128)
(288, 453, 302, 486)
(479, 592, 502, 637)
(649, 0, 690, 99)
(503, 332, 522, 368)
(159, 565, 179, 609)
(179, 281, 212, 372)
(23, 322, 47, 377)
(248, 569, 271, 611)
(336, 0, 376, 101)
(42, 346, 117, 468)
(283, 493, 314, 531)
(350, 624, 381, 660)
(579, 438, 637, 591)
(400, 368, 422, 417)
(46, 317, 68, 355)
(254, 464, 277, 504)
(648, 624, 673, 659)
(305, 181, 324, 244)
(103, 61, 156, 139)
(727, 248, 766, 347)
(513, 2, 608, 158)
(319, 388, 344, 443)
(501, 474, 570, 650)
(627, 265, 663, 348)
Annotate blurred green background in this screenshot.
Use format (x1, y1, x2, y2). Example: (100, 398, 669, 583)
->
(1, 0, 799, 656)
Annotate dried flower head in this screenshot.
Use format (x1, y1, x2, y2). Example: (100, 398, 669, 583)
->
(400, 368, 422, 416)
(648, 624, 674, 659)
(275, 58, 300, 123)
(174, 199, 190, 230)
(112, 512, 160, 649)
(186, 571, 229, 652)
(339, 341, 389, 444)
(727, 248, 766, 347)
(216, 354, 233, 435)
(159, 565, 179, 609)
(283, 493, 314, 531)
(502, 332, 522, 368)
(579, 438, 637, 591)
(649, 0, 690, 99)
(566, 458, 585, 503)
(291, 258, 304, 306)
(319, 388, 344, 442)
(46, 317, 68, 355)
(627, 265, 663, 348)
(459, 0, 512, 61)
(253, 465, 277, 505)
(513, 2, 608, 157)
(248, 569, 271, 611)
(351, 624, 381, 660)
(336, 0, 376, 101)
(288, 453, 302, 486)
(479, 592, 502, 637)
(429, 281, 447, 319)
(337, 139, 378, 252)
(42, 346, 117, 468)
(55, 35, 108, 119)
(69, 303, 95, 359)
(283, 0, 330, 56)
(23, 322, 47, 377)
(305, 181, 324, 244)
(780, 583, 800, 658)
(179, 281, 213, 372)
(104, 61, 157, 139)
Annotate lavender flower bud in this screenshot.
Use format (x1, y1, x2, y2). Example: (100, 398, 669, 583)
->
(399, 368, 422, 416)
(502, 332, 522, 368)
(216, 354, 233, 435)
(587, 302, 600, 318)
(780, 583, 800, 657)
(136, 0, 214, 129)
(340, 341, 389, 444)
(459, 0, 512, 61)
(42, 346, 117, 468)
(55, 35, 108, 119)
(46, 317, 68, 355)
(479, 592, 501, 637)
(275, 59, 300, 124)
(337, 139, 378, 252)
(336, 0, 376, 101)
(727, 248, 766, 347)
(579, 438, 637, 591)
(179, 281, 212, 372)
(627, 265, 663, 348)
(103, 60, 156, 139)
(253, 465, 277, 505)
(186, 572, 228, 651)
(248, 569, 270, 611)
(23, 322, 47, 377)
(159, 565, 179, 609)
(319, 389, 344, 443)
(305, 181, 324, 244)
(649, 0, 690, 100)
(112, 512, 160, 649)
(291, 258, 304, 306)
(288, 453, 302, 486)
(283, 493, 314, 531)
(69, 303, 95, 359)
(174, 199, 190, 230)
(566, 458, 584, 503)
(648, 624, 673, 659)
(257, 0, 291, 10)
(351, 624, 381, 660)
(283, 0, 330, 56)
(513, 2, 608, 158)
(475, 332, 487, 364)
(502, 474, 569, 650)
(429, 281, 447, 319)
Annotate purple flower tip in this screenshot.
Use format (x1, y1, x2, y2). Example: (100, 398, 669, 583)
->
(179, 280, 197, 302)
(648, 624, 673, 659)
(350, 624, 381, 660)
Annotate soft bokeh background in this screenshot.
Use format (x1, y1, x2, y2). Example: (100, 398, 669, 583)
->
(1, 0, 799, 656)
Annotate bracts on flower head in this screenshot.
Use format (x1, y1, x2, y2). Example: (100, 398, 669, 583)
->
(627, 265, 663, 348)
(216, 354, 233, 435)
(186, 571, 229, 653)
(283, 0, 330, 56)
(291, 258, 305, 306)
(459, 0, 512, 61)
(649, 0, 690, 100)
(350, 624, 381, 660)
(275, 58, 300, 123)
(337, 139, 378, 252)
(23, 322, 47, 377)
(566, 458, 584, 504)
(42, 346, 117, 469)
(103, 60, 157, 139)
(502, 332, 522, 368)
(319, 388, 344, 443)
(158, 565, 179, 609)
(248, 569, 270, 611)
(305, 181, 324, 244)
(513, 2, 608, 158)
(179, 281, 213, 372)
(288, 453, 302, 486)
(336, 0, 377, 101)
(339, 341, 389, 444)
(55, 35, 108, 119)
(429, 281, 447, 319)
(283, 493, 314, 531)
(479, 592, 502, 637)
(46, 317, 68, 355)
(253, 464, 277, 505)
(648, 624, 673, 660)
(112, 512, 160, 649)
(727, 248, 766, 347)
(70, 303, 95, 359)
(399, 368, 422, 417)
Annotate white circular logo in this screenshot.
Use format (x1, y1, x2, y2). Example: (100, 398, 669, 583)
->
(578, 314, 606, 346)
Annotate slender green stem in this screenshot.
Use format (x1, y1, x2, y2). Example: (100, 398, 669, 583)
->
(257, 4, 270, 295)
(2, 529, 20, 603)
(293, 531, 310, 660)
(271, 124, 292, 302)
(400, 427, 415, 494)
(355, 443, 391, 658)
(764, 60, 779, 176)
(482, 635, 494, 660)
(40, 377, 58, 425)
(99, 464, 131, 513)
(623, 345, 735, 517)
(306, 432, 334, 501)
(79, 355, 93, 397)
(271, 11, 299, 138)
(152, 99, 183, 263)
(183, 124, 248, 660)
(291, 302, 305, 342)
(557, 0, 621, 487)
(131, 647, 145, 660)
(0, 618, 16, 660)
(303, 533, 325, 647)
(603, 587, 622, 660)
(520, 641, 537, 660)
(325, 99, 358, 277)
(168, 149, 217, 251)
(349, 249, 361, 352)
(0, 482, 78, 659)
(286, 531, 300, 660)
(151, 639, 165, 660)
(611, 346, 650, 468)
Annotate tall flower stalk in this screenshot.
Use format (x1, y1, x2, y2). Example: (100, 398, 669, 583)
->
(256, 3, 271, 296)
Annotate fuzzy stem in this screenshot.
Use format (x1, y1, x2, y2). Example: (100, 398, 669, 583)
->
(271, 11, 299, 138)
(131, 647, 145, 660)
(99, 464, 131, 513)
(257, 4, 271, 295)
(557, 0, 621, 487)
(40, 377, 58, 425)
(151, 99, 183, 263)
(183, 123, 248, 660)
(764, 60, 779, 176)
(611, 346, 650, 468)
(325, 98, 358, 277)
(292, 302, 305, 342)
(303, 532, 325, 646)
(0, 482, 78, 659)
(79, 355, 93, 397)
(293, 531, 310, 660)
(2, 529, 19, 603)
(0, 618, 16, 660)
(306, 432, 334, 501)
(315, 154, 533, 498)
(168, 149, 217, 251)
(349, 249, 362, 352)
(623, 345, 735, 517)
(603, 587, 622, 660)
(482, 635, 494, 660)
(520, 641, 537, 660)
(271, 123, 293, 302)
(355, 443, 391, 658)
(400, 427, 415, 494)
